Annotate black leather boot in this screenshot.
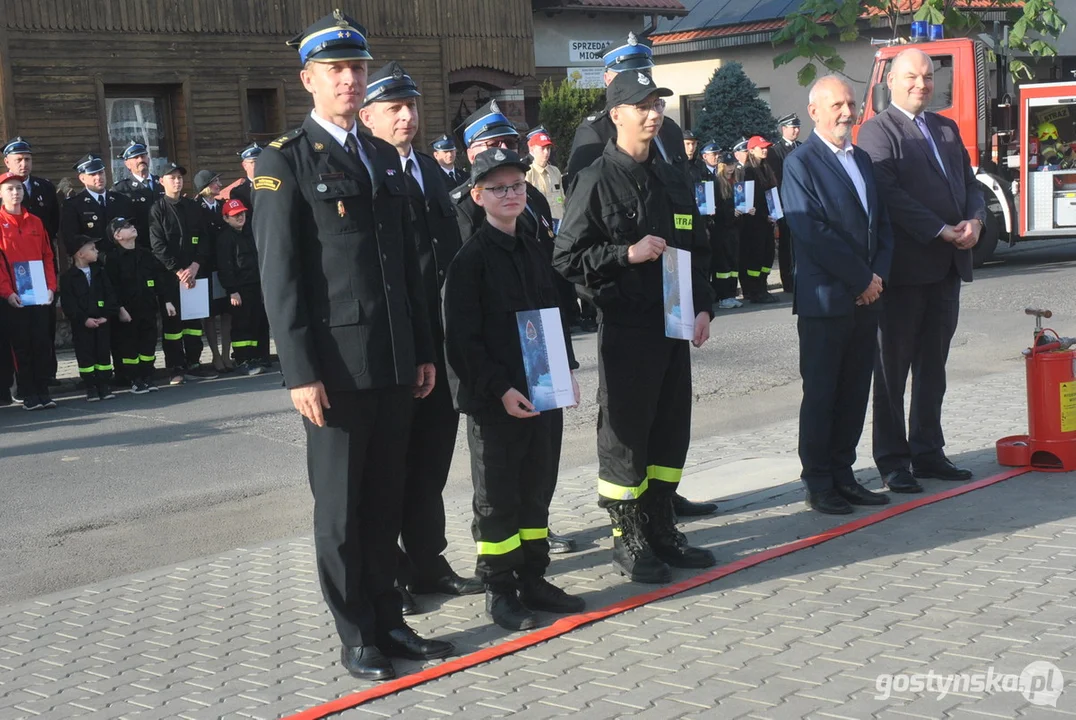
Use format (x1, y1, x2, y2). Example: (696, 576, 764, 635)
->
(607, 501, 672, 584)
(643, 492, 716, 569)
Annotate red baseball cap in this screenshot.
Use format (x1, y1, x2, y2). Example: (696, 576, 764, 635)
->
(223, 198, 248, 216)
(0, 171, 25, 185)
(528, 131, 553, 147)
(747, 136, 773, 150)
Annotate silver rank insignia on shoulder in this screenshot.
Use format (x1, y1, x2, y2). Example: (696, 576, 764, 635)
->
(638, 72, 651, 86)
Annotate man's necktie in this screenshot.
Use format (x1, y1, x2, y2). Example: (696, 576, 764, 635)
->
(405, 159, 415, 179)
(344, 133, 360, 156)
(915, 115, 946, 177)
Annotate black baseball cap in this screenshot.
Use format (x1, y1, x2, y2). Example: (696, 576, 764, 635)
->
(468, 148, 530, 187)
(107, 217, 134, 238)
(604, 70, 672, 111)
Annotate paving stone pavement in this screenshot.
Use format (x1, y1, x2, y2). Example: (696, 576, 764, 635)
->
(4, 362, 1075, 719)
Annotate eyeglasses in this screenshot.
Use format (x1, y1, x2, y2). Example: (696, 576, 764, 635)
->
(478, 181, 527, 199)
(471, 136, 519, 152)
(630, 98, 666, 115)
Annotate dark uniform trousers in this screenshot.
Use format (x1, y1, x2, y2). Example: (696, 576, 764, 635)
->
(709, 197, 741, 301)
(0, 320, 14, 392)
(72, 323, 113, 386)
(873, 270, 961, 474)
(469, 411, 559, 588)
(306, 386, 414, 646)
(776, 218, 794, 293)
(596, 324, 691, 507)
(798, 304, 880, 492)
(161, 280, 204, 371)
(228, 283, 270, 364)
(2, 305, 51, 397)
(115, 313, 159, 382)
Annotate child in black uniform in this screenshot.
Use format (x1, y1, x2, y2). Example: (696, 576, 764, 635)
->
(443, 148, 585, 632)
(216, 198, 269, 375)
(105, 217, 174, 393)
(61, 234, 121, 401)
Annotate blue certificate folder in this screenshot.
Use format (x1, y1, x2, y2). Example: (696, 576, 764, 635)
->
(734, 180, 755, 214)
(516, 308, 574, 412)
(13, 260, 49, 305)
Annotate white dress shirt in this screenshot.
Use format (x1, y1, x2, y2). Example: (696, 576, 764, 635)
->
(400, 146, 425, 195)
(309, 110, 374, 179)
(814, 130, 869, 212)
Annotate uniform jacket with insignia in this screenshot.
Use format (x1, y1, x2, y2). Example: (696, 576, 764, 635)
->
(22, 176, 60, 241)
(402, 150, 463, 363)
(768, 138, 802, 186)
(565, 113, 687, 195)
(553, 140, 714, 330)
(60, 190, 136, 254)
(104, 243, 167, 319)
(251, 115, 434, 393)
(60, 262, 119, 326)
(112, 175, 164, 250)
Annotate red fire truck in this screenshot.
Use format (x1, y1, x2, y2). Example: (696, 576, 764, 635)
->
(854, 37, 1076, 266)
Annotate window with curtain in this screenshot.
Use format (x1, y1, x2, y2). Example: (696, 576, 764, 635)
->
(105, 93, 173, 180)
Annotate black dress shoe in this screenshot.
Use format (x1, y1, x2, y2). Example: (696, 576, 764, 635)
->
(410, 569, 484, 596)
(835, 483, 891, 506)
(672, 493, 718, 517)
(548, 530, 576, 554)
(397, 586, 418, 616)
(883, 469, 923, 494)
(805, 489, 854, 515)
(377, 625, 454, 661)
(912, 458, 973, 481)
(340, 644, 396, 681)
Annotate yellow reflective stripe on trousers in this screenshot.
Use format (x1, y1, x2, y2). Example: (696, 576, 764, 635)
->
(597, 477, 648, 501)
(232, 340, 258, 348)
(647, 465, 683, 484)
(122, 357, 140, 365)
(139, 354, 156, 362)
(164, 331, 183, 341)
(78, 365, 94, 374)
(476, 533, 521, 556)
(746, 270, 762, 277)
(519, 528, 548, 541)
(730, 271, 739, 278)
(714, 272, 733, 279)
(183, 328, 204, 337)
(95, 364, 113, 371)
(760, 266, 772, 273)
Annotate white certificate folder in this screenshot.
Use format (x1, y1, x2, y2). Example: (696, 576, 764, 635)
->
(179, 278, 210, 320)
(516, 308, 574, 412)
(663, 248, 695, 341)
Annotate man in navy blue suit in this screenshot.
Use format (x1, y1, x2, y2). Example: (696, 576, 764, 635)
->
(857, 49, 986, 493)
(782, 76, 894, 515)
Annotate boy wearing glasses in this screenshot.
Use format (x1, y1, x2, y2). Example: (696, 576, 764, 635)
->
(554, 70, 716, 585)
(443, 148, 584, 632)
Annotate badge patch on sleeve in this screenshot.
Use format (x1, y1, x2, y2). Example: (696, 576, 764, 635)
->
(673, 214, 693, 230)
(253, 177, 282, 191)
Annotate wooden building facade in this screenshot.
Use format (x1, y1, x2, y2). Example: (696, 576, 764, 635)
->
(0, 0, 535, 188)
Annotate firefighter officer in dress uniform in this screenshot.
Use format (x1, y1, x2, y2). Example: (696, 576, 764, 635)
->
(60, 154, 135, 255)
(430, 134, 468, 190)
(357, 60, 482, 615)
(4, 137, 61, 384)
(450, 99, 581, 555)
(553, 70, 717, 584)
(768, 113, 802, 294)
(112, 141, 164, 251)
(252, 9, 451, 682)
(564, 32, 690, 192)
(733, 137, 749, 170)
(229, 142, 261, 226)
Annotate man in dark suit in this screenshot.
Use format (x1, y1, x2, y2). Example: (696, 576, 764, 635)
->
(252, 10, 451, 682)
(358, 60, 481, 612)
(430, 134, 468, 190)
(857, 48, 986, 494)
(782, 76, 893, 515)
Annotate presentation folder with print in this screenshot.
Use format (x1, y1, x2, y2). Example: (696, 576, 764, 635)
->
(766, 187, 784, 220)
(734, 180, 755, 214)
(516, 308, 574, 412)
(13, 260, 49, 306)
(695, 181, 715, 216)
(662, 248, 695, 341)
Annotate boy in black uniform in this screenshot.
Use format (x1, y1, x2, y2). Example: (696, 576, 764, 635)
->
(150, 162, 218, 385)
(554, 70, 716, 585)
(105, 217, 172, 393)
(444, 148, 585, 631)
(217, 198, 269, 375)
(61, 235, 120, 401)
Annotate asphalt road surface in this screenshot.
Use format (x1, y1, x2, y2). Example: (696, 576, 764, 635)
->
(2, 238, 1075, 605)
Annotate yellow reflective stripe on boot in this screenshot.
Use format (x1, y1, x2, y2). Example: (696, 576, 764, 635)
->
(139, 355, 156, 362)
(183, 328, 204, 337)
(163, 332, 183, 341)
(95, 364, 114, 371)
(121, 357, 140, 365)
(475, 533, 521, 556)
(647, 465, 683, 485)
(612, 527, 623, 537)
(597, 477, 648, 501)
(519, 528, 548, 541)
